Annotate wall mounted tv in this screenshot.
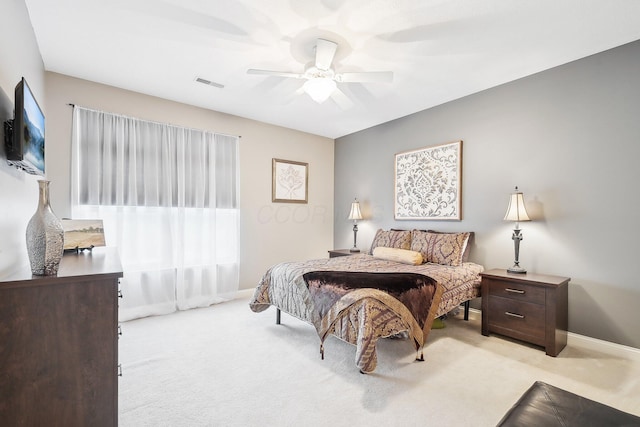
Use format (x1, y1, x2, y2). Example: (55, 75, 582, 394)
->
(3, 77, 45, 176)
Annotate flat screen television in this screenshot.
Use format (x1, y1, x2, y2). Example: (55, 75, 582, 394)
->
(4, 77, 45, 176)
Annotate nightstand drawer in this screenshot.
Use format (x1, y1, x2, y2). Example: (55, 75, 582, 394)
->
(488, 296, 545, 344)
(484, 278, 545, 305)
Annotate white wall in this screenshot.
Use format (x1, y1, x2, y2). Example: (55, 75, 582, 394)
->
(0, 0, 46, 275)
(335, 40, 640, 349)
(44, 72, 334, 290)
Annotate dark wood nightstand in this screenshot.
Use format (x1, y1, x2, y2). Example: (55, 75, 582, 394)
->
(481, 269, 570, 356)
(328, 249, 360, 258)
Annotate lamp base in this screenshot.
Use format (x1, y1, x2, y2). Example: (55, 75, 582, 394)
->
(507, 265, 527, 274)
(350, 248, 361, 253)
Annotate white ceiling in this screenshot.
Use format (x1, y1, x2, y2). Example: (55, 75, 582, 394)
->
(24, 0, 640, 139)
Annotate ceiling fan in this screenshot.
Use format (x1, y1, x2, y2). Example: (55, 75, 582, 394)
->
(247, 38, 393, 104)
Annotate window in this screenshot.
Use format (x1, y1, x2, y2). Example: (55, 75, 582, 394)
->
(71, 106, 239, 320)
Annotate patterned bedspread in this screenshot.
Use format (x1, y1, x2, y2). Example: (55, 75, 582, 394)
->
(249, 254, 484, 372)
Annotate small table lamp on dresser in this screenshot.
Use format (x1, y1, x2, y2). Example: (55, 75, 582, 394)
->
(348, 198, 363, 252)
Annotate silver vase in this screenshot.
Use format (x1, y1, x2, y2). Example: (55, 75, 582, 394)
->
(26, 180, 64, 275)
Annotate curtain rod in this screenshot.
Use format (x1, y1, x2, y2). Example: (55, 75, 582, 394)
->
(66, 103, 241, 138)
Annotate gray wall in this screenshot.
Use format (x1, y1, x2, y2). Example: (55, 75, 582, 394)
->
(335, 40, 640, 349)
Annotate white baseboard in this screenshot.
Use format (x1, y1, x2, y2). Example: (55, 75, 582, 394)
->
(568, 332, 640, 362)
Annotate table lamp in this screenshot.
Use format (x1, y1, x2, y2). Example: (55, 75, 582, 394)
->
(348, 198, 363, 252)
(504, 186, 531, 273)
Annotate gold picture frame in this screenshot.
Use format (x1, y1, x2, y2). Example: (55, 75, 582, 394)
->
(394, 140, 462, 220)
(272, 158, 308, 203)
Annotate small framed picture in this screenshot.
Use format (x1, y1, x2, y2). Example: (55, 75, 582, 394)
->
(61, 219, 106, 251)
(272, 158, 308, 203)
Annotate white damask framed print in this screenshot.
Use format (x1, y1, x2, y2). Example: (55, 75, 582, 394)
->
(394, 140, 462, 220)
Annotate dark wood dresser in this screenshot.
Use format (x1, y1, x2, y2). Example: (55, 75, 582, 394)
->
(481, 269, 570, 356)
(0, 247, 123, 426)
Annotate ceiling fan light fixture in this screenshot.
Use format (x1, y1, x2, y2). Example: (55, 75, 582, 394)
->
(303, 77, 336, 103)
(247, 38, 392, 105)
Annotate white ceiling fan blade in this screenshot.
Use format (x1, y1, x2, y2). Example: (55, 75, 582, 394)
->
(336, 71, 394, 83)
(247, 69, 304, 79)
(330, 88, 354, 109)
(315, 38, 338, 71)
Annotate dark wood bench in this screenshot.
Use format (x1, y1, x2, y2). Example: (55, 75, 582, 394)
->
(498, 381, 640, 426)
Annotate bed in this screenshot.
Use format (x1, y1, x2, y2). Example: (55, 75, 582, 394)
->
(249, 229, 484, 373)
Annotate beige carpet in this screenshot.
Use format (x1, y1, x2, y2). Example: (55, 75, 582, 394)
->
(119, 296, 640, 426)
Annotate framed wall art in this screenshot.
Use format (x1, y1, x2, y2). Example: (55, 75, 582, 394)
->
(272, 158, 308, 203)
(394, 140, 462, 220)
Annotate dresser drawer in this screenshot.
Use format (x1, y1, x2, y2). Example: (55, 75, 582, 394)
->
(484, 278, 545, 305)
(487, 296, 545, 345)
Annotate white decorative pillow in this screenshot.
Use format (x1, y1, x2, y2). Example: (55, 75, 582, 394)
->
(372, 246, 423, 265)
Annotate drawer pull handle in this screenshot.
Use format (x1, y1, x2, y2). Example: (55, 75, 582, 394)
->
(505, 311, 525, 319)
(118, 364, 123, 377)
(505, 288, 525, 294)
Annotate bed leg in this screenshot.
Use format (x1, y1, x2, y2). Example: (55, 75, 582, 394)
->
(463, 300, 470, 321)
(276, 308, 281, 325)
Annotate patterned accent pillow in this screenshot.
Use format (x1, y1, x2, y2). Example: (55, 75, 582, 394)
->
(428, 230, 474, 262)
(410, 230, 470, 266)
(369, 229, 412, 254)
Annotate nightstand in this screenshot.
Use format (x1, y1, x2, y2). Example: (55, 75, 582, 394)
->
(328, 249, 360, 258)
(481, 269, 570, 356)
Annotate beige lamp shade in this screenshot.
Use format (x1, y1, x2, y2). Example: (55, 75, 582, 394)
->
(504, 187, 530, 222)
(348, 200, 363, 220)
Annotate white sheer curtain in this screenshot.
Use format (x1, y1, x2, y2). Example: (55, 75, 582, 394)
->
(71, 106, 239, 321)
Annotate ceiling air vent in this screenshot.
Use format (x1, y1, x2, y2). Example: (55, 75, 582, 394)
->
(195, 77, 224, 89)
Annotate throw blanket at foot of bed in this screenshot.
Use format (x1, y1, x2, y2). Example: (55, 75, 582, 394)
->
(251, 268, 442, 373)
(305, 271, 443, 373)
